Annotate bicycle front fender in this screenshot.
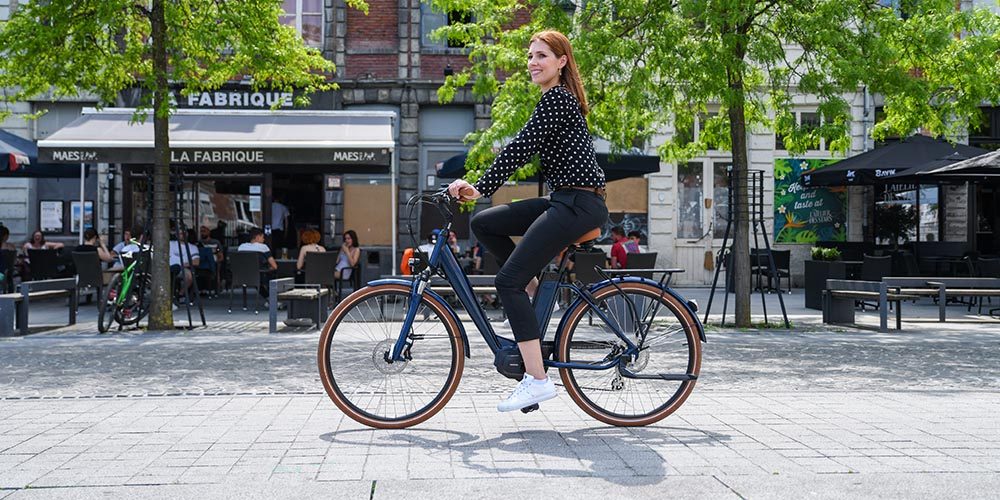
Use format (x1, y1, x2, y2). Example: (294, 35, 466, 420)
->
(366, 278, 471, 358)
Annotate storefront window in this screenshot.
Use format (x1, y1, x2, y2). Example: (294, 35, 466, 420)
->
(712, 162, 731, 239)
(280, 0, 323, 48)
(874, 184, 940, 245)
(677, 162, 703, 239)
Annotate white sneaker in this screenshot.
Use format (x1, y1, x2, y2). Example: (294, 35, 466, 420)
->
(497, 374, 558, 412)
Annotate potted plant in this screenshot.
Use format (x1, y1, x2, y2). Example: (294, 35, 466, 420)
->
(804, 246, 846, 310)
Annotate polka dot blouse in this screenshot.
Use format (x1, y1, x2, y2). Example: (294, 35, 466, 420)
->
(473, 85, 607, 198)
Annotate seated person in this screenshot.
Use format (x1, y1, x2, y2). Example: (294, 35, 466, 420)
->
(168, 228, 200, 302)
(625, 230, 643, 253)
(610, 226, 628, 269)
(295, 228, 326, 283)
(238, 228, 278, 294)
(75, 228, 115, 264)
(336, 230, 361, 281)
(111, 228, 134, 257)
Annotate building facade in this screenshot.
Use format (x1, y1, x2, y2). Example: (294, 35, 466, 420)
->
(1, 0, 997, 285)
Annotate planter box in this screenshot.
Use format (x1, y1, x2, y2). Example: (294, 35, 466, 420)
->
(804, 260, 846, 310)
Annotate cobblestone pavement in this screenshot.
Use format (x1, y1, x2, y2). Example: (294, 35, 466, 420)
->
(0, 392, 998, 498)
(1, 291, 999, 498)
(1, 326, 998, 399)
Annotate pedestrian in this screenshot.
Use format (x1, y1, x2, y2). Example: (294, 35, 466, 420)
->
(448, 30, 608, 413)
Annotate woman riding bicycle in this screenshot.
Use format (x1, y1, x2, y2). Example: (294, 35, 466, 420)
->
(448, 30, 609, 413)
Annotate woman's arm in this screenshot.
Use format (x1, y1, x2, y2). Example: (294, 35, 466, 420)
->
(472, 89, 571, 198)
(348, 247, 361, 267)
(296, 249, 307, 270)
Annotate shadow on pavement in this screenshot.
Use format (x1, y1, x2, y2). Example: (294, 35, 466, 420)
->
(321, 426, 730, 484)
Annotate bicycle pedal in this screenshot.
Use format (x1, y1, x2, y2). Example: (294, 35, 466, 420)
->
(520, 403, 540, 414)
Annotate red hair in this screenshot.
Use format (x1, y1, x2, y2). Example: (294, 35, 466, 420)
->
(530, 30, 588, 116)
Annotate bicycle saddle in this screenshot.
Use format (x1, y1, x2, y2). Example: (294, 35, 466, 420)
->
(573, 227, 601, 245)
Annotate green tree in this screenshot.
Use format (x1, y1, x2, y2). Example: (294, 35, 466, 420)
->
(429, 0, 1000, 326)
(0, 0, 367, 330)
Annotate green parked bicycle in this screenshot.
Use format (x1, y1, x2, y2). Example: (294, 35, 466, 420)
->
(98, 240, 152, 333)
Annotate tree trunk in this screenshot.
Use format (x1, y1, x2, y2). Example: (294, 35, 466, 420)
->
(147, 0, 173, 330)
(728, 83, 751, 328)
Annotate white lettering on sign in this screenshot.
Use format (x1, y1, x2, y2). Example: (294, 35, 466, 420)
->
(332, 151, 377, 163)
(171, 150, 265, 163)
(183, 91, 293, 108)
(52, 150, 98, 162)
(875, 168, 897, 177)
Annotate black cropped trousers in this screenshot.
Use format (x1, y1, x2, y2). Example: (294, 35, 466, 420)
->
(470, 189, 609, 342)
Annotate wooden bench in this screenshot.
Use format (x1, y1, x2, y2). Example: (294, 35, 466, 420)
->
(883, 277, 1000, 321)
(0, 278, 78, 337)
(268, 277, 331, 333)
(822, 279, 918, 332)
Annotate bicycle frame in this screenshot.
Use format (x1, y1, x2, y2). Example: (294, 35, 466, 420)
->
(374, 222, 702, 376)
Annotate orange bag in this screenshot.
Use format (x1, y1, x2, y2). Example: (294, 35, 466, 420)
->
(400, 247, 415, 275)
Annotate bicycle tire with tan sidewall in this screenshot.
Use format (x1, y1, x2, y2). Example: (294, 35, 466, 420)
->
(317, 283, 465, 429)
(557, 281, 702, 427)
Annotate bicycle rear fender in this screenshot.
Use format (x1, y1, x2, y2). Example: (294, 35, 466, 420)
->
(553, 278, 707, 347)
(366, 278, 472, 358)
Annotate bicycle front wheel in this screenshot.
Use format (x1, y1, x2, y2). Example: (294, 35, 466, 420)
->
(317, 283, 465, 429)
(557, 281, 702, 426)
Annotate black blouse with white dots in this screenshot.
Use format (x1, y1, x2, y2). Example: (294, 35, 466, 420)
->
(473, 85, 607, 198)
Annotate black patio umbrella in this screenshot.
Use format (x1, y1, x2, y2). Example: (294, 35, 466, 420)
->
(436, 150, 660, 182)
(0, 129, 88, 178)
(800, 135, 989, 187)
(879, 151, 989, 185)
(908, 149, 1000, 180)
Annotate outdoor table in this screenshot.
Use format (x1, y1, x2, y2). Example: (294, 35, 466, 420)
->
(275, 259, 297, 280)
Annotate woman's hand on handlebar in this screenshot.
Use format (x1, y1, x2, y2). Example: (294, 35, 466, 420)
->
(447, 179, 481, 202)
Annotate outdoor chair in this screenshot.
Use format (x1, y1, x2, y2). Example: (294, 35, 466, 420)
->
(758, 249, 792, 293)
(623, 252, 658, 279)
(572, 250, 607, 326)
(195, 246, 219, 297)
(303, 251, 340, 304)
(0, 249, 15, 293)
(27, 249, 65, 281)
(335, 254, 362, 302)
(749, 249, 771, 291)
(228, 251, 263, 314)
(573, 251, 607, 285)
(71, 251, 103, 304)
(479, 252, 500, 275)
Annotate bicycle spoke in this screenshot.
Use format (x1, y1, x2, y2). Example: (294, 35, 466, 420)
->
(323, 288, 459, 424)
(560, 283, 700, 424)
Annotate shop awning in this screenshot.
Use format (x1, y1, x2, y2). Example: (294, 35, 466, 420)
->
(1, 129, 88, 177)
(37, 108, 395, 168)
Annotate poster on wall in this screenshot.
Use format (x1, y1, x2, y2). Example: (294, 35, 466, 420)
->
(40, 200, 63, 233)
(70, 201, 94, 233)
(774, 159, 847, 243)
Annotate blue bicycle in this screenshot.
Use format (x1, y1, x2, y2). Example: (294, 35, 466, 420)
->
(318, 190, 705, 428)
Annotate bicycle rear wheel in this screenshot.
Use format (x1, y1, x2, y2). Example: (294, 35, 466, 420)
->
(98, 275, 120, 333)
(116, 274, 151, 325)
(557, 281, 702, 426)
(317, 283, 465, 429)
